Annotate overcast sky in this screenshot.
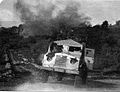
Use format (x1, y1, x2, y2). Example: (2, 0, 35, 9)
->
(0, 0, 120, 27)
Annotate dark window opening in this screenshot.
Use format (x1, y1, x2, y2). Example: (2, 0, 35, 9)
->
(69, 46, 81, 52)
(50, 42, 63, 53)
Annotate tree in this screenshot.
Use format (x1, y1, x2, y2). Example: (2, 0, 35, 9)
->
(116, 20, 120, 26)
(102, 20, 109, 28)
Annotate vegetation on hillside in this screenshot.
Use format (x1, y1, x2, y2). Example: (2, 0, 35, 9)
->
(1, 20, 120, 71)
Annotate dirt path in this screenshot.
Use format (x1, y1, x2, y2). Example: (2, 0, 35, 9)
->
(14, 75, 120, 92)
(0, 74, 119, 91)
(0, 65, 119, 91)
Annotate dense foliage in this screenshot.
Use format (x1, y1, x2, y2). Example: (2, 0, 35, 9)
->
(1, 20, 120, 70)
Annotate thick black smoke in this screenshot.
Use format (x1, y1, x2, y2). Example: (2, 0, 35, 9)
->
(15, 0, 91, 36)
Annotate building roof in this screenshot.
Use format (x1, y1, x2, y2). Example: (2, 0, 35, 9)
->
(54, 39, 82, 47)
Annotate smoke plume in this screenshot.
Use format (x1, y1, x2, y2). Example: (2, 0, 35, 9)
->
(15, 0, 91, 36)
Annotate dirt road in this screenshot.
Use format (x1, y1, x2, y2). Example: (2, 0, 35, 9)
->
(0, 70, 119, 91)
(0, 71, 118, 91)
(15, 77, 120, 92)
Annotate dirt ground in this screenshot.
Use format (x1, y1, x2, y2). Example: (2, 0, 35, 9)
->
(0, 71, 120, 92)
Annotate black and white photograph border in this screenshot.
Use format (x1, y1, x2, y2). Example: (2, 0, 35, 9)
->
(0, 0, 120, 91)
